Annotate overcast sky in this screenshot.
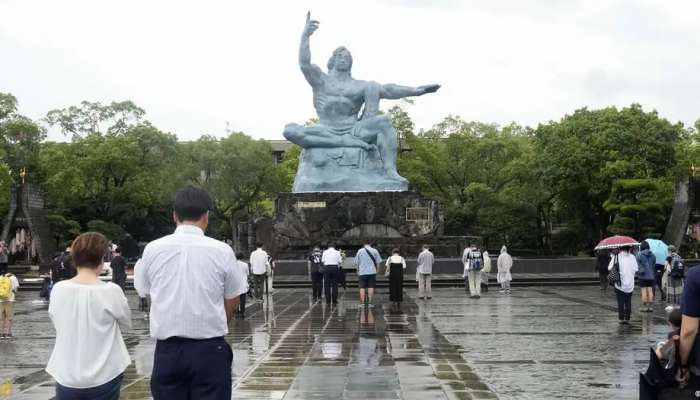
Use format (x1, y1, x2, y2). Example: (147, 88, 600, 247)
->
(1, 0, 699, 142)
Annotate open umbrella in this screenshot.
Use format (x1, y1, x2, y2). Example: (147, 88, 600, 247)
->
(645, 238, 668, 265)
(595, 235, 640, 251)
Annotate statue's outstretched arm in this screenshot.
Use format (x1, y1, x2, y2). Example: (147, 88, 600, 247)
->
(299, 12, 323, 86)
(380, 83, 441, 99)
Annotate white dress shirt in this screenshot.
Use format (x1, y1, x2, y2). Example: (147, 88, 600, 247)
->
(249, 248, 270, 275)
(134, 225, 247, 340)
(46, 281, 131, 388)
(322, 247, 343, 266)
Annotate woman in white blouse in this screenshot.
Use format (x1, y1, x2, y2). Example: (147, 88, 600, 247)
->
(385, 248, 407, 308)
(46, 232, 131, 399)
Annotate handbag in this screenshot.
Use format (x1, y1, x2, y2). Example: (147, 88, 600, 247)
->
(608, 255, 621, 286)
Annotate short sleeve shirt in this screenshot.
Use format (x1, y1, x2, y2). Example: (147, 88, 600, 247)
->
(682, 266, 700, 318)
(134, 225, 247, 340)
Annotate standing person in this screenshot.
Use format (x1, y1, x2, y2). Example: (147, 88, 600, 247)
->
(596, 250, 611, 292)
(416, 245, 434, 300)
(45, 232, 131, 399)
(0, 264, 20, 339)
(236, 253, 250, 319)
(267, 254, 276, 294)
(308, 246, 324, 302)
(665, 245, 685, 306)
(462, 244, 484, 299)
(497, 246, 513, 294)
(676, 263, 700, 386)
(250, 243, 271, 301)
(134, 186, 248, 400)
(354, 240, 381, 307)
(385, 248, 406, 308)
(609, 246, 638, 325)
(636, 241, 656, 312)
(52, 245, 76, 285)
(322, 243, 343, 305)
(481, 250, 492, 293)
(134, 259, 150, 320)
(0, 241, 8, 274)
(655, 252, 667, 302)
(110, 247, 127, 292)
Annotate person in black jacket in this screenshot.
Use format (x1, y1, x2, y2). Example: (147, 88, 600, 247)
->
(111, 247, 127, 291)
(52, 246, 76, 284)
(596, 250, 611, 292)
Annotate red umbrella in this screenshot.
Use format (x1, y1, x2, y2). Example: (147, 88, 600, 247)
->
(595, 235, 640, 251)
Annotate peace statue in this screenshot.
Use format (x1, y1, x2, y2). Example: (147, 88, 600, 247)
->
(284, 12, 440, 192)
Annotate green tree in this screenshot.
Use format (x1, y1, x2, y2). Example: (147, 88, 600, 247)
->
(45, 100, 146, 138)
(534, 104, 688, 250)
(39, 124, 180, 241)
(604, 179, 671, 239)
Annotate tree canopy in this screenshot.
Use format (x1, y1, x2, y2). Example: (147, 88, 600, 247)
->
(0, 91, 697, 256)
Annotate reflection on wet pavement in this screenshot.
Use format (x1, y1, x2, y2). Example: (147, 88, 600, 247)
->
(0, 286, 670, 399)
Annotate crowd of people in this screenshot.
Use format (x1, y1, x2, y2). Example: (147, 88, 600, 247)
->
(15, 184, 700, 398)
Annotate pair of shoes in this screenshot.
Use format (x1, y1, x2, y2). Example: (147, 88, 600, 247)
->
(418, 297, 424, 300)
(475, 295, 481, 299)
(499, 289, 506, 293)
(0, 334, 5, 339)
(427, 297, 432, 300)
(506, 290, 511, 294)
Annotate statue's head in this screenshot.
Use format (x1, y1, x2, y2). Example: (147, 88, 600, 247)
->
(327, 46, 353, 72)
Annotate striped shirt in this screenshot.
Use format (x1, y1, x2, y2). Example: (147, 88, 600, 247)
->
(134, 225, 247, 340)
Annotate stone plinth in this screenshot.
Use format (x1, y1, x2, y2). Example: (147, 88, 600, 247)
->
(269, 191, 466, 257)
(293, 147, 408, 192)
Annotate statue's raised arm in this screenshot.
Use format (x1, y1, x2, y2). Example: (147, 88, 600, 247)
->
(299, 12, 324, 86)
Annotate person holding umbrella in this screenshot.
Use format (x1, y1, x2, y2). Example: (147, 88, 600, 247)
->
(608, 245, 639, 324)
(646, 238, 669, 302)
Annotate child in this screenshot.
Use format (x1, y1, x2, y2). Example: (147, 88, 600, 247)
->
(655, 308, 681, 368)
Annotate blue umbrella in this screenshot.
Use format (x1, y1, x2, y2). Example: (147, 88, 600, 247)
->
(645, 238, 668, 265)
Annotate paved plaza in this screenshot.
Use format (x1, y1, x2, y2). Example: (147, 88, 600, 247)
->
(0, 286, 671, 399)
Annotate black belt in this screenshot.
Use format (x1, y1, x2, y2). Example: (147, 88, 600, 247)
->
(159, 336, 224, 343)
(324, 264, 338, 267)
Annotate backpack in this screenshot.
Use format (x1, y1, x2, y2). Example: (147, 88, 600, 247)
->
(669, 254, 684, 279)
(469, 250, 483, 271)
(0, 274, 13, 301)
(310, 253, 323, 273)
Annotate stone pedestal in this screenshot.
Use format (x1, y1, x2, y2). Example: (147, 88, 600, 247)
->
(268, 191, 466, 258)
(293, 147, 407, 192)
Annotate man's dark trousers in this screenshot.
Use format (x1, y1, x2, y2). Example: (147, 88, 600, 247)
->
(254, 273, 267, 299)
(323, 265, 339, 304)
(151, 336, 232, 400)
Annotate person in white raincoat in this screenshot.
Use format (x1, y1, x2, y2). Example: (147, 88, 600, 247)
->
(497, 246, 513, 294)
(481, 250, 492, 292)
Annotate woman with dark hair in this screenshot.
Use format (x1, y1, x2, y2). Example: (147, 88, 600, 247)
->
(46, 232, 131, 399)
(385, 248, 406, 308)
(609, 246, 639, 324)
(637, 240, 657, 312)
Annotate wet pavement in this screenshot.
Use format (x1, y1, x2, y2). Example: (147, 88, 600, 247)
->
(0, 286, 672, 399)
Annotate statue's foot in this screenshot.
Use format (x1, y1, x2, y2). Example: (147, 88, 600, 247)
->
(385, 170, 408, 183)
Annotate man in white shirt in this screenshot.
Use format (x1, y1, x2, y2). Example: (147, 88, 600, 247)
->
(134, 186, 247, 400)
(322, 243, 343, 305)
(249, 243, 271, 300)
(417, 245, 435, 300)
(0, 264, 20, 339)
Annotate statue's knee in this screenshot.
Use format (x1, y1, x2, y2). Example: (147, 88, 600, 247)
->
(377, 115, 394, 131)
(283, 123, 302, 141)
